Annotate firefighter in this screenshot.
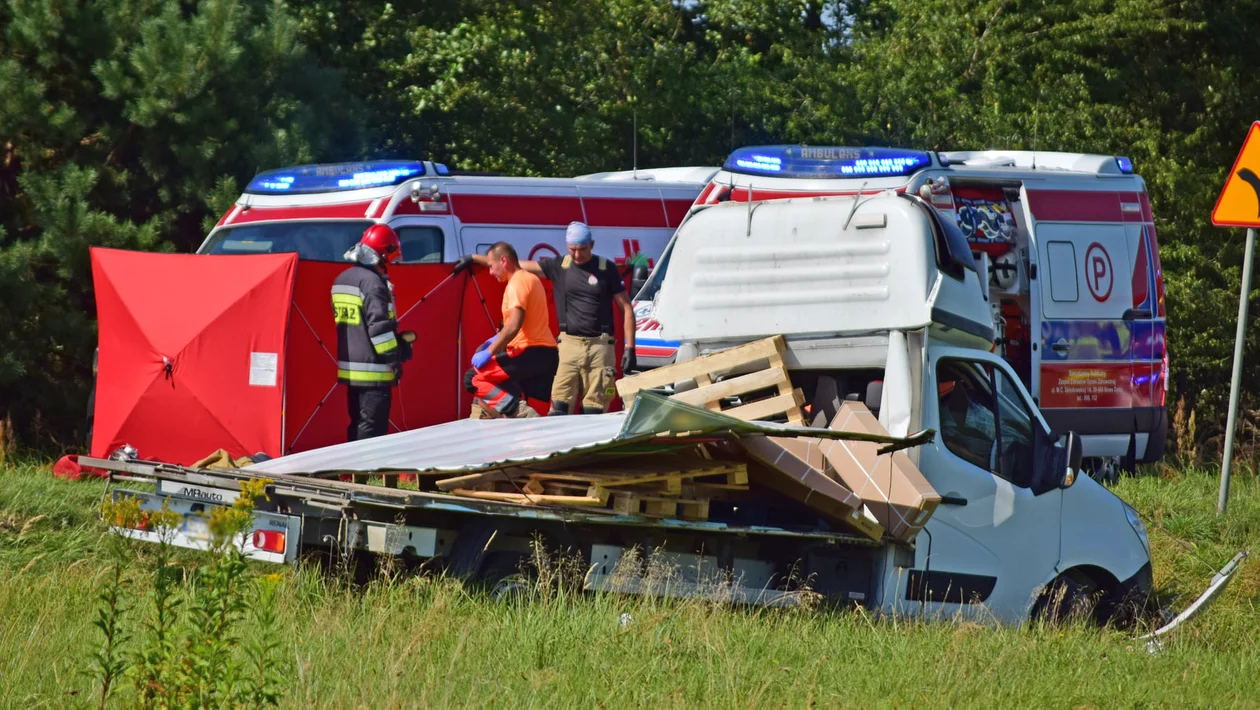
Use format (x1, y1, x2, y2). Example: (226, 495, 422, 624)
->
(457, 242, 558, 418)
(454, 222, 634, 415)
(332, 224, 412, 442)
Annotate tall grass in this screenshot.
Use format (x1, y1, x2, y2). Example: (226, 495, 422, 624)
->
(2, 461, 1258, 707)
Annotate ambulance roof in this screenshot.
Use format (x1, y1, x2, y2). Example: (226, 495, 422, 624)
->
(244, 160, 441, 195)
(705, 145, 1139, 194)
(654, 193, 993, 348)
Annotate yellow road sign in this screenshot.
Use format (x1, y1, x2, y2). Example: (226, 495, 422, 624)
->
(1213, 121, 1260, 228)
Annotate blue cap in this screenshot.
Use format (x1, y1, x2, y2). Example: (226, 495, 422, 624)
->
(565, 221, 593, 246)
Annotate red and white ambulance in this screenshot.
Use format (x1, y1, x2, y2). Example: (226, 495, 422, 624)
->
(88, 160, 716, 463)
(632, 146, 1167, 467)
(199, 160, 716, 268)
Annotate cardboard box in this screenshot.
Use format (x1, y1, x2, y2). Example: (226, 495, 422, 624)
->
(737, 436, 884, 541)
(811, 402, 940, 542)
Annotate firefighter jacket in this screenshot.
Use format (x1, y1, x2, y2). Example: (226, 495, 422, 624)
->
(331, 264, 400, 387)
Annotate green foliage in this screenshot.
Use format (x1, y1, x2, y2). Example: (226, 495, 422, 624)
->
(85, 481, 283, 707)
(0, 0, 363, 448)
(4, 0, 1260, 458)
(3, 462, 1256, 707)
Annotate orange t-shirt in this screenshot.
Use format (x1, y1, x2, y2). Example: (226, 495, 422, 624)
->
(503, 269, 557, 350)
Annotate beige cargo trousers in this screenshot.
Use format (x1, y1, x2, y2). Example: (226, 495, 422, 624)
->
(550, 333, 616, 414)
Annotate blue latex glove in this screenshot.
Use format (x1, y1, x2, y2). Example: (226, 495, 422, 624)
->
(475, 335, 496, 353)
(472, 349, 493, 370)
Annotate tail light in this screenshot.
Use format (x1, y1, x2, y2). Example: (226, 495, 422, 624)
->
(1159, 351, 1169, 407)
(252, 529, 286, 553)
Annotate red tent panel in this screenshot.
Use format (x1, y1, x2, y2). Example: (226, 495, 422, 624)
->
(91, 248, 297, 463)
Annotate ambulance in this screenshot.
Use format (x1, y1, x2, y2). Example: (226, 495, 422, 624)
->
(197, 160, 717, 268)
(633, 146, 1168, 467)
(86, 160, 715, 454)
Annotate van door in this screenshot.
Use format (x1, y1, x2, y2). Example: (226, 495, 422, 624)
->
(1021, 187, 1137, 457)
(907, 348, 1062, 623)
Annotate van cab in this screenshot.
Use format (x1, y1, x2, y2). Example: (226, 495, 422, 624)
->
(635, 146, 1168, 468)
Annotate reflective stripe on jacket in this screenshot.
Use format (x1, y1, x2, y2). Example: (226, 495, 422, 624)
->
(332, 265, 399, 387)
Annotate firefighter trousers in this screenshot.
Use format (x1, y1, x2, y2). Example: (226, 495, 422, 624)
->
(467, 346, 558, 417)
(550, 333, 616, 415)
(346, 386, 391, 441)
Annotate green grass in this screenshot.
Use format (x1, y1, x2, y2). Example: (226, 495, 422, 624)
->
(1, 461, 1258, 708)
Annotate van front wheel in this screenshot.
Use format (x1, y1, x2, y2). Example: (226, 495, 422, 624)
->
(1033, 571, 1102, 625)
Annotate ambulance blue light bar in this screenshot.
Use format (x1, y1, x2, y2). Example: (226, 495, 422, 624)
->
(245, 161, 428, 194)
(1116, 156, 1134, 174)
(723, 145, 932, 179)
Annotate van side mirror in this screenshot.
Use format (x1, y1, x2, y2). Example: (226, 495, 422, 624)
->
(1063, 431, 1083, 488)
(631, 265, 650, 298)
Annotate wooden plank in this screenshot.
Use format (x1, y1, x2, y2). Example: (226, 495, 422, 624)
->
(526, 472, 617, 484)
(435, 466, 530, 491)
(586, 485, 612, 505)
(597, 465, 742, 489)
(677, 499, 711, 521)
(723, 389, 805, 422)
(612, 493, 640, 515)
(449, 489, 606, 507)
(641, 498, 678, 518)
(668, 368, 790, 409)
(617, 336, 785, 401)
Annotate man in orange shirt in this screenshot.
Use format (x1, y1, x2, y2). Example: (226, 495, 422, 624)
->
(462, 242, 559, 418)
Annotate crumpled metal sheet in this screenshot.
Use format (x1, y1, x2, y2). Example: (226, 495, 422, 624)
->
(246, 390, 932, 476)
(247, 413, 634, 475)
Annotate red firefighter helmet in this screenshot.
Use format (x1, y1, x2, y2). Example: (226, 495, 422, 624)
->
(359, 224, 401, 265)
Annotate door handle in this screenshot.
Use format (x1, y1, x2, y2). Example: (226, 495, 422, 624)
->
(1051, 341, 1071, 353)
(1122, 308, 1152, 321)
(939, 495, 968, 506)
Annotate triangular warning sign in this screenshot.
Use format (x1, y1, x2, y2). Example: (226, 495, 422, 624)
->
(1212, 121, 1260, 228)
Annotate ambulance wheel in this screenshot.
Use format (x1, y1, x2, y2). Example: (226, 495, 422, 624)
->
(1084, 457, 1120, 486)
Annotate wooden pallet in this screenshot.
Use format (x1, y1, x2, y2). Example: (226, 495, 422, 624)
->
(438, 451, 740, 521)
(616, 335, 805, 424)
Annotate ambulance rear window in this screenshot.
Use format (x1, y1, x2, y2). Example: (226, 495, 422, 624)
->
(200, 221, 373, 262)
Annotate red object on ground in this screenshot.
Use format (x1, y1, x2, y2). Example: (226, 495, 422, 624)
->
(53, 454, 106, 480)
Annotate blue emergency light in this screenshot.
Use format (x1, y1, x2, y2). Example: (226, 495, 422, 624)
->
(1115, 156, 1134, 174)
(245, 161, 429, 194)
(723, 145, 932, 179)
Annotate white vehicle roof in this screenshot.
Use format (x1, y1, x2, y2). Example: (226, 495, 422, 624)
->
(655, 193, 993, 349)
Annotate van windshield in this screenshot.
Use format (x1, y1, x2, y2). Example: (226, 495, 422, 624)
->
(200, 221, 373, 262)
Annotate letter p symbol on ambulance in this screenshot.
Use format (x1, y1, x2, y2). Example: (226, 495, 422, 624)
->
(1085, 242, 1113, 302)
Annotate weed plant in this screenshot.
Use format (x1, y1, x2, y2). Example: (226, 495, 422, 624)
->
(1, 460, 1257, 707)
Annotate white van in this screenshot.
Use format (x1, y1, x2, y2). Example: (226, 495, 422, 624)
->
(651, 192, 1152, 622)
(635, 146, 1168, 468)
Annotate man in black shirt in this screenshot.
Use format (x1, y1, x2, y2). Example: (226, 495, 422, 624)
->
(456, 221, 635, 414)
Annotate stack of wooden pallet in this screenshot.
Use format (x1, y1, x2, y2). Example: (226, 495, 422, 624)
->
(615, 334, 806, 425)
(434, 449, 747, 521)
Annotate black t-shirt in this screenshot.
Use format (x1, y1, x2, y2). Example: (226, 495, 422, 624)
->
(539, 256, 625, 337)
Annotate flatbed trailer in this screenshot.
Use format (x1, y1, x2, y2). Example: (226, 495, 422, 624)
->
(90, 456, 897, 607)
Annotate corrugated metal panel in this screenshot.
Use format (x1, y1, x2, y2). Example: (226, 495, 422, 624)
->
(247, 414, 630, 475)
(246, 391, 931, 476)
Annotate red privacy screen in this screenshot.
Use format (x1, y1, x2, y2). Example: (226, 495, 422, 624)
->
(92, 250, 629, 464)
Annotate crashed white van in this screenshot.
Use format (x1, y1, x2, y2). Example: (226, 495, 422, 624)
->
(649, 189, 1152, 622)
